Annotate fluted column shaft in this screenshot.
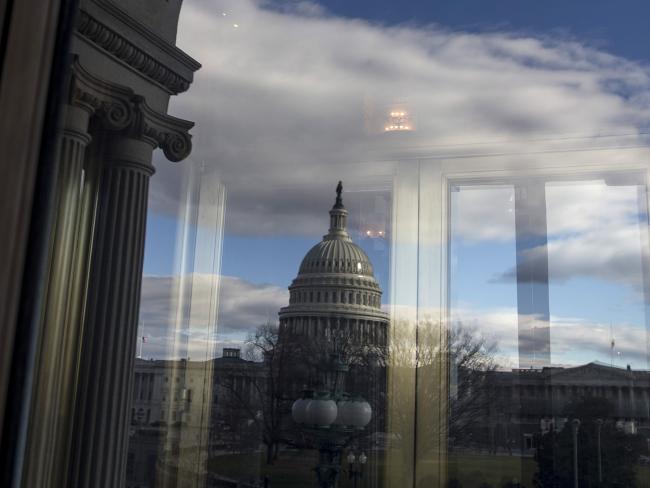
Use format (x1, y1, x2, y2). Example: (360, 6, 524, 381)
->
(22, 104, 92, 488)
(69, 135, 155, 488)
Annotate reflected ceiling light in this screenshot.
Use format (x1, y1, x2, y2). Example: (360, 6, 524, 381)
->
(384, 104, 414, 132)
(233, 23, 239, 28)
(364, 230, 386, 238)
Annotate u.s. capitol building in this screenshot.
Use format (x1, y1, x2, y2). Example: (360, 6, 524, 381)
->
(278, 182, 389, 348)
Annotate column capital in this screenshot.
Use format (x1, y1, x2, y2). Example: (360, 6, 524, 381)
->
(103, 135, 156, 175)
(63, 104, 93, 146)
(70, 59, 194, 162)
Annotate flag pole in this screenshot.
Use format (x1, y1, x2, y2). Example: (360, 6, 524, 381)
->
(610, 321, 615, 367)
(139, 321, 145, 359)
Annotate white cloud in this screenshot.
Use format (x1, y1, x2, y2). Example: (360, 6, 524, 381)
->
(217, 275, 288, 330)
(139, 1, 650, 363)
(138, 273, 287, 358)
(451, 306, 648, 369)
(155, 0, 650, 239)
(136, 270, 647, 368)
(544, 182, 647, 289)
(546, 181, 642, 236)
(451, 185, 516, 243)
(478, 181, 647, 291)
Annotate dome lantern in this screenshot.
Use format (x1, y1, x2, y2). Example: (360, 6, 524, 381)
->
(326, 180, 350, 241)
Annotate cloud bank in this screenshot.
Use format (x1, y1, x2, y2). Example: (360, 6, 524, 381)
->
(138, 273, 288, 359)
(452, 306, 647, 369)
(137, 271, 646, 369)
(152, 0, 650, 239)
(139, 1, 650, 365)
(462, 181, 648, 291)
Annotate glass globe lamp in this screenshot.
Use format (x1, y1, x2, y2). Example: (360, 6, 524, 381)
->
(291, 390, 314, 424)
(339, 397, 372, 429)
(304, 392, 337, 427)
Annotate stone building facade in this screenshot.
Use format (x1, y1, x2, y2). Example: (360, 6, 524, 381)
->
(127, 352, 266, 488)
(455, 362, 650, 455)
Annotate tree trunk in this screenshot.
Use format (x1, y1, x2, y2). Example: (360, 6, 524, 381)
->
(273, 442, 279, 461)
(266, 443, 274, 465)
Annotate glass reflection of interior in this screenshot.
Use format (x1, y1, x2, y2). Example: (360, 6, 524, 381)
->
(129, 178, 396, 488)
(448, 172, 650, 488)
(13, 0, 650, 487)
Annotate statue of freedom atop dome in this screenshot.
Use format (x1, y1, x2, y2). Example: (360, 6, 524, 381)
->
(335, 180, 343, 208)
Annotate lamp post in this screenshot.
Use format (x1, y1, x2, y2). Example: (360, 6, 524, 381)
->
(291, 355, 372, 488)
(346, 452, 367, 488)
(572, 419, 580, 488)
(596, 419, 603, 484)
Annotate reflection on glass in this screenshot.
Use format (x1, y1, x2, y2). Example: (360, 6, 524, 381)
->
(116, 0, 650, 486)
(15, 0, 650, 484)
(449, 172, 650, 488)
(127, 160, 225, 487)
(128, 179, 394, 487)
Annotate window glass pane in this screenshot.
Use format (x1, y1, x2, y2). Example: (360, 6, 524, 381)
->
(450, 185, 519, 367)
(448, 170, 650, 488)
(546, 179, 648, 368)
(16, 0, 650, 487)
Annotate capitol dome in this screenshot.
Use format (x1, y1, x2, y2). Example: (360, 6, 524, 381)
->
(278, 182, 389, 347)
(299, 237, 374, 277)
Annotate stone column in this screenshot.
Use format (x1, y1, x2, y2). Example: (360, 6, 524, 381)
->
(617, 387, 624, 417)
(22, 103, 93, 488)
(68, 135, 155, 488)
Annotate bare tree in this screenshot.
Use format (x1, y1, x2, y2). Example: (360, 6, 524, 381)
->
(386, 318, 498, 456)
(447, 323, 499, 449)
(217, 319, 499, 466)
(216, 322, 390, 464)
(242, 322, 292, 464)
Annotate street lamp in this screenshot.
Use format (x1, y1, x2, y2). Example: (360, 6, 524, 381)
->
(572, 419, 580, 488)
(346, 452, 367, 488)
(291, 355, 373, 488)
(596, 419, 603, 484)
(291, 393, 373, 430)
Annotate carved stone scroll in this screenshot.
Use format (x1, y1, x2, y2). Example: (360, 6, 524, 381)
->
(71, 60, 194, 163)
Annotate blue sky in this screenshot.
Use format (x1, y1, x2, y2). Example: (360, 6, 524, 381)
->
(217, 216, 391, 292)
(139, 0, 650, 364)
(143, 196, 391, 292)
(311, 0, 650, 63)
(449, 182, 648, 368)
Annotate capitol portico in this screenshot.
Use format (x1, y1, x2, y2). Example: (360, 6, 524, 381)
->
(278, 182, 389, 348)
